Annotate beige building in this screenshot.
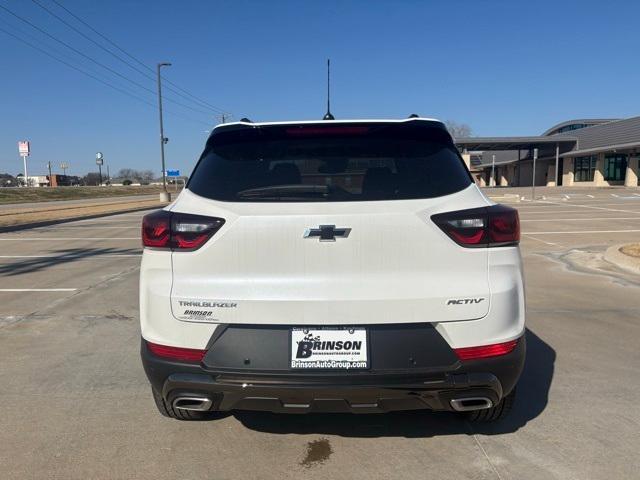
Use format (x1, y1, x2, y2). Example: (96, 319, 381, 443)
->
(457, 118, 640, 188)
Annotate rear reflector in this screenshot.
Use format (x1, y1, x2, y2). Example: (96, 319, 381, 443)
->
(146, 341, 206, 363)
(431, 205, 519, 248)
(142, 210, 225, 251)
(454, 339, 519, 361)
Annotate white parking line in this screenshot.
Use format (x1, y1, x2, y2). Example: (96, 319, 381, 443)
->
(72, 213, 146, 218)
(517, 210, 614, 214)
(577, 200, 640, 203)
(521, 217, 640, 222)
(522, 229, 640, 235)
(518, 210, 640, 220)
(533, 200, 640, 214)
(69, 218, 144, 224)
(0, 254, 141, 258)
(610, 193, 640, 198)
(105, 213, 148, 216)
(517, 202, 640, 208)
(64, 222, 142, 226)
(0, 237, 139, 241)
(0, 288, 77, 292)
(522, 234, 560, 246)
(518, 202, 640, 208)
(537, 194, 595, 200)
(32, 226, 139, 229)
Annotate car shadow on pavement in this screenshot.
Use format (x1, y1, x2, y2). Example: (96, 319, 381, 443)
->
(0, 247, 141, 276)
(233, 328, 555, 438)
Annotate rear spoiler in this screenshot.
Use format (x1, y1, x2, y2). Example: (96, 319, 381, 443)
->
(206, 119, 453, 148)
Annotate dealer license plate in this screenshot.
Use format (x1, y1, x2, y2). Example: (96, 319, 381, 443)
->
(290, 327, 368, 370)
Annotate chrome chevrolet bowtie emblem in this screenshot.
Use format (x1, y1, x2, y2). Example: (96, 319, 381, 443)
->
(303, 225, 351, 242)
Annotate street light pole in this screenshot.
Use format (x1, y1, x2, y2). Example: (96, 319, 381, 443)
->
(157, 62, 172, 202)
(96, 152, 104, 186)
(532, 148, 538, 200)
(554, 142, 559, 187)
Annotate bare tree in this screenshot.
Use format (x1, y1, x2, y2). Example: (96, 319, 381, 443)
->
(139, 170, 155, 184)
(444, 121, 473, 139)
(82, 172, 102, 186)
(117, 168, 139, 181)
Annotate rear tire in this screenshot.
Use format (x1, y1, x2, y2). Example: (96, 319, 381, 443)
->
(151, 388, 215, 421)
(466, 388, 516, 422)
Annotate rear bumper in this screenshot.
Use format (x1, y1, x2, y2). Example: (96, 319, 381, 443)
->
(141, 329, 525, 414)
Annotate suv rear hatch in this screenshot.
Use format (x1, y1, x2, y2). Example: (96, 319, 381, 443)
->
(169, 120, 490, 325)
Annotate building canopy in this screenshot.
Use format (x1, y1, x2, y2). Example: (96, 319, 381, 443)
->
(455, 136, 577, 152)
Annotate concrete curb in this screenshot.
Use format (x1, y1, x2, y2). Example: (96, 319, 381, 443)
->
(604, 244, 640, 275)
(0, 205, 161, 233)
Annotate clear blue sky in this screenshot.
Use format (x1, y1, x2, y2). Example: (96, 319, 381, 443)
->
(1, 0, 639, 177)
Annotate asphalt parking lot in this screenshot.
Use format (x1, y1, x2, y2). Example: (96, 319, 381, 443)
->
(1, 187, 639, 479)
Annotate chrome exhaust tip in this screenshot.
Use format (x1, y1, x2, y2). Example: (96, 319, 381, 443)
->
(450, 397, 493, 412)
(172, 396, 213, 412)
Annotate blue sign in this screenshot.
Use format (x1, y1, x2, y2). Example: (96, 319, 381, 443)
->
(166, 169, 180, 177)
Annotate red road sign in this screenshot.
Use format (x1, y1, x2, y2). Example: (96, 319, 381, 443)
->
(18, 141, 30, 157)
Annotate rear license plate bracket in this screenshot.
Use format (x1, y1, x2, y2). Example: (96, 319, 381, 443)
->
(290, 327, 369, 370)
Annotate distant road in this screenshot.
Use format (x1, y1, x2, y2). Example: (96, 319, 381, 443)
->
(0, 194, 158, 212)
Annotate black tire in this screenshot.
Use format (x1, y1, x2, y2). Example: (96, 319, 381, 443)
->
(151, 388, 215, 421)
(466, 388, 516, 423)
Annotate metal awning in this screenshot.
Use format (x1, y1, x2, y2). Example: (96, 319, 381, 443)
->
(455, 136, 577, 151)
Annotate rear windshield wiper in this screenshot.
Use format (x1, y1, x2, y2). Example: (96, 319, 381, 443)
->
(236, 185, 331, 200)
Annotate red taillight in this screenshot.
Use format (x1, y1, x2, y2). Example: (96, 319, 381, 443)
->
(488, 208, 520, 244)
(142, 210, 171, 248)
(431, 205, 519, 248)
(454, 339, 519, 361)
(146, 341, 206, 363)
(142, 211, 225, 251)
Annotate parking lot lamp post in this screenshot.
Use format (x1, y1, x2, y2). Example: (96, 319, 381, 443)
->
(157, 62, 172, 202)
(555, 142, 560, 186)
(532, 148, 538, 200)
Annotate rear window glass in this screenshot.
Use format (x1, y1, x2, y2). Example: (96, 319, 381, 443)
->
(187, 123, 471, 202)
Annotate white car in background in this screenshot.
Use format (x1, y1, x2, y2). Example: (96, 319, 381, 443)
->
(139, 117, 525, 422)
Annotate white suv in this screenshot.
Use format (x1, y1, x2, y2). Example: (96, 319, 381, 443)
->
(140, 118, 525, 422)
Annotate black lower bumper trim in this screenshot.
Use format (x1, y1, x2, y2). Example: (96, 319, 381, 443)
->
(141, 335, 525, 414)
(162, 372, 502, 413)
